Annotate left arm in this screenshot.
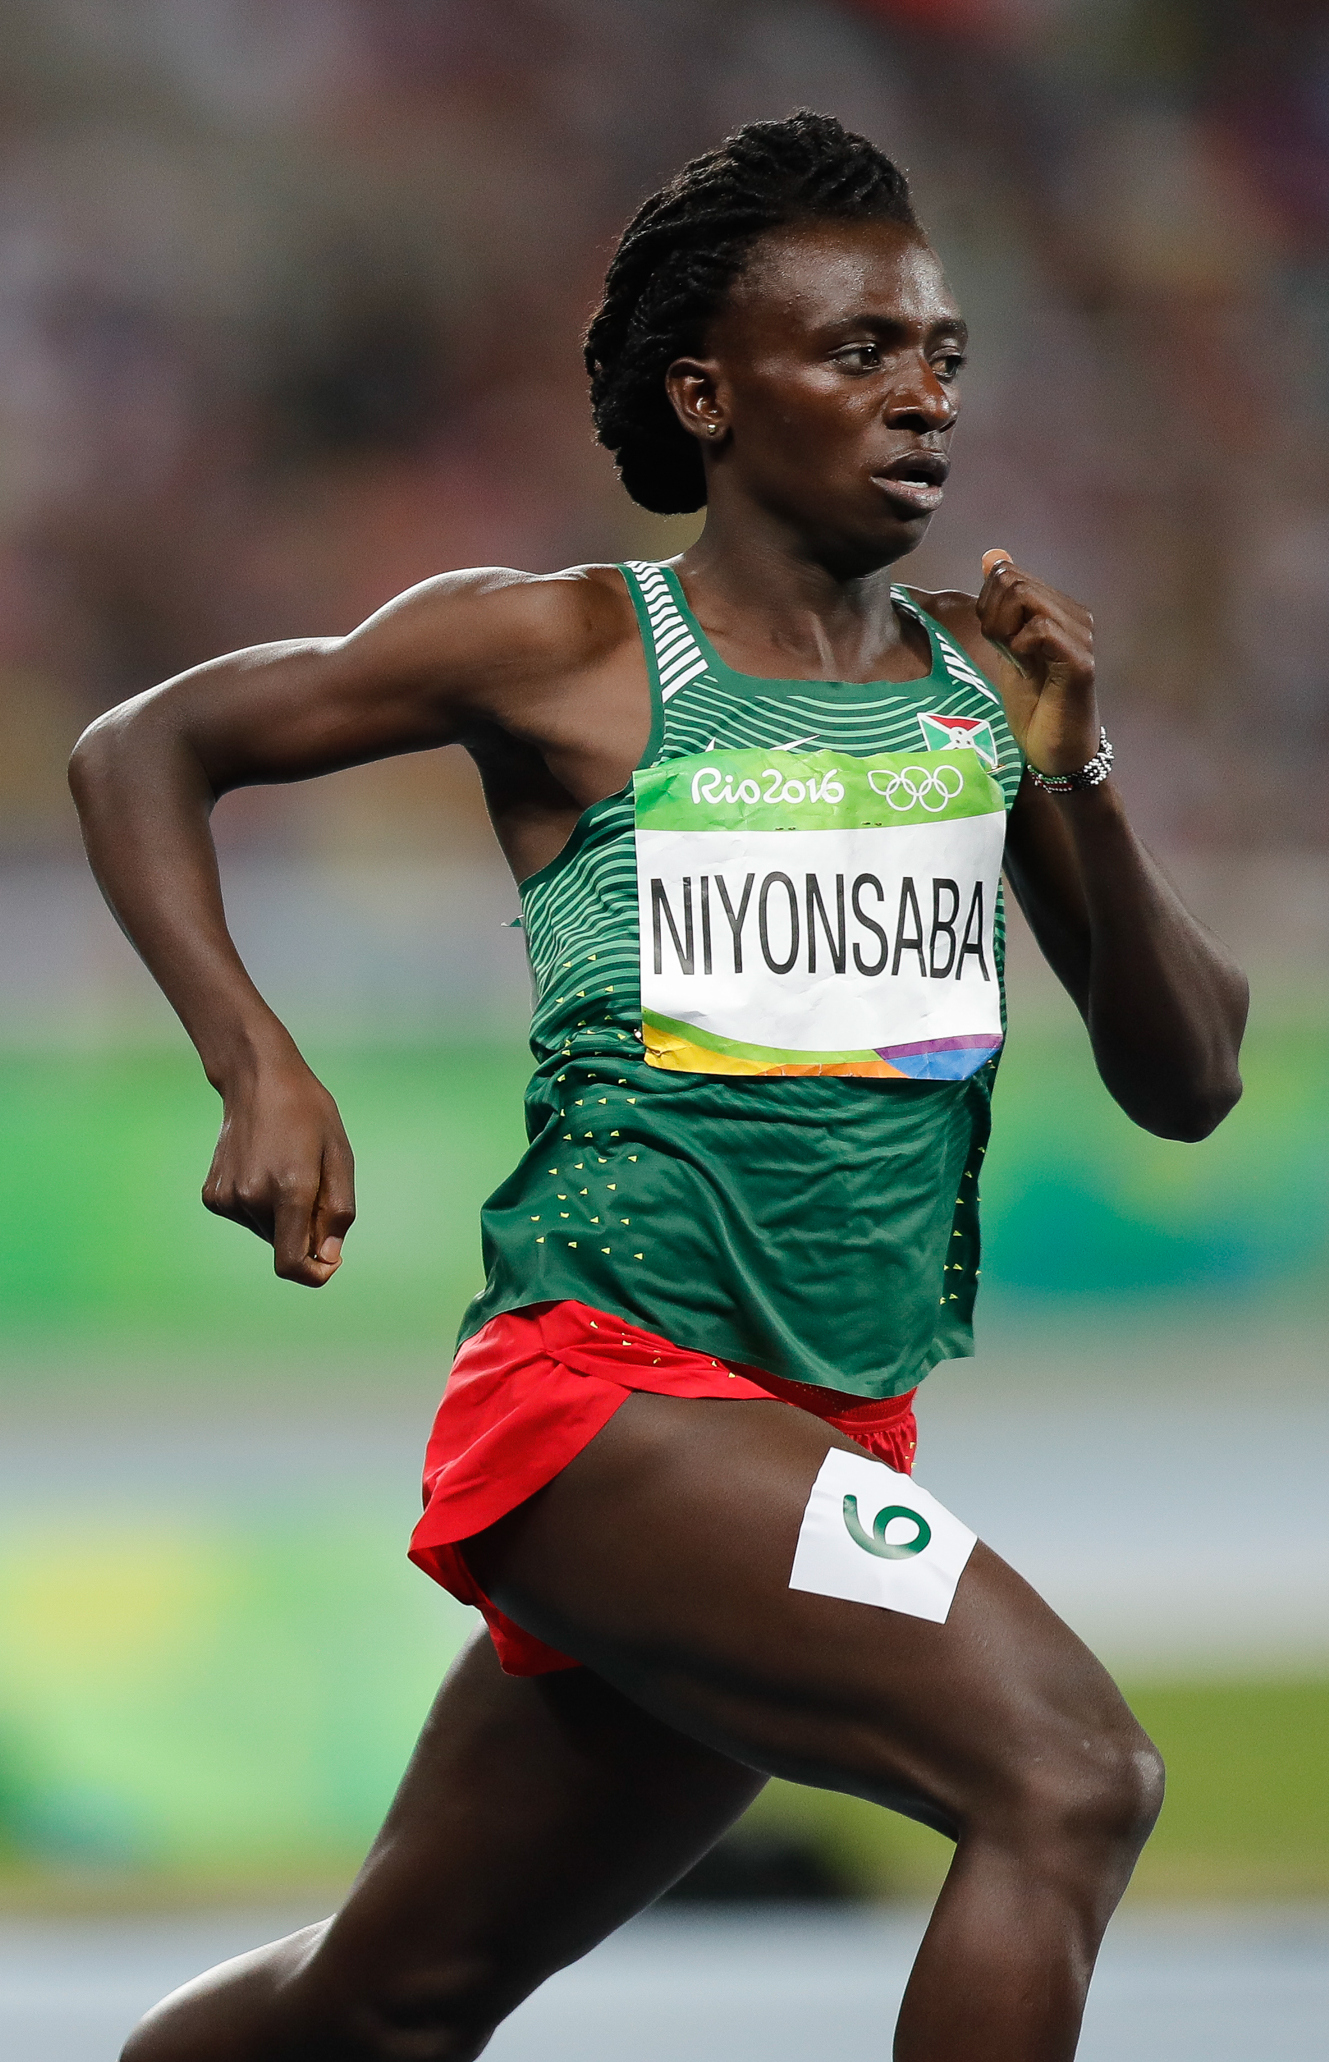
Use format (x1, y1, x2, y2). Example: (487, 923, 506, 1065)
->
(944, 556, 1248, 1142)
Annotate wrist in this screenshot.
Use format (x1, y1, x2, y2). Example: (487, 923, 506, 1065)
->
(199, 1010, 302, 1096)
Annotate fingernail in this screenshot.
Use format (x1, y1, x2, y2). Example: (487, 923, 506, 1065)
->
(318, 1237, 343, 1264)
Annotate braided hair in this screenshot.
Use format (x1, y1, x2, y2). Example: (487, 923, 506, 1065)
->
(585, 112, 919, 516)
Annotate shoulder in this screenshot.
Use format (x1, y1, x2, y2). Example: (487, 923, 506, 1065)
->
(899, 584, 1019, 692)
(338, 562, 639, 695)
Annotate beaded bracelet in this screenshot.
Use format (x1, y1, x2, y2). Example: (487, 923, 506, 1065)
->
(1027, 728, 1114, 794)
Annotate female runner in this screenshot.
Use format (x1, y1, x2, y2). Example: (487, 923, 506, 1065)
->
(73, 112, 1247, 2062)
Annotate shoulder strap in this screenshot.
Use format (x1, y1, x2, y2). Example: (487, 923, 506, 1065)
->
(622, 561, 710, 703)
(889, 585, 930, 632)
(891, 585, 1000, 707)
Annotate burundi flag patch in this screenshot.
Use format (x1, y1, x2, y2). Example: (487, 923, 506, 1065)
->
(918, 711, 1001, 772)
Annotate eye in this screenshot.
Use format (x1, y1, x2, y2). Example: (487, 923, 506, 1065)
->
(933, 351, 967, 383)
(832, 341, 882, 372)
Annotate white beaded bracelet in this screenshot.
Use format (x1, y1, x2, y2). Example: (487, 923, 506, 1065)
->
(1027, 729, 1114, 794)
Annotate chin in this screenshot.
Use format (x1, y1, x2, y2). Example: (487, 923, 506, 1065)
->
(821, 515, 929, 577)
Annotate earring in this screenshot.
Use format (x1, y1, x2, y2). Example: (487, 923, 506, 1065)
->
(707, 422, 721, 436)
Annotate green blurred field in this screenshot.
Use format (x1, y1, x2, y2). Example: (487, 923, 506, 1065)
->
(0, 1041, 531, 1373)
(0, 1024, 1324, 1903)
(0, 1489, 1325, 1900)
(1, 1514, 1324, 1904)
(1, 1019, 1324, 1369)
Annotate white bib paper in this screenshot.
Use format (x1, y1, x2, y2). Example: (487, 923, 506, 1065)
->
(634, 746, 1006, 1080)
(788, 1447, 977, 1624)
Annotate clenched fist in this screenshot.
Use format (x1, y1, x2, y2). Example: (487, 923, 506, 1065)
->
(978, 549, 1101, 779)
(202, 1051, 356, 1287)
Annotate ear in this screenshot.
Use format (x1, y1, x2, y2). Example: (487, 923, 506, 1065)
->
(665, 356, 728, 444)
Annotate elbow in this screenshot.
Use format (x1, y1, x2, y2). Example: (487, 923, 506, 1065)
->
(1107, 974, 1250, 1144)
(68, 699, 191, 817)
(1145, 1071, 1243, 1143)
(1157, 982, 1250, 1142)
(67, 716, 115, 815)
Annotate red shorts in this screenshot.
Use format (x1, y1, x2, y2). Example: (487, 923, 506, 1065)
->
(408, 1299, 917, 1675)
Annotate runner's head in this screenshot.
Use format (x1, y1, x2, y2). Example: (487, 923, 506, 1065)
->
(585, 110, 964, 569)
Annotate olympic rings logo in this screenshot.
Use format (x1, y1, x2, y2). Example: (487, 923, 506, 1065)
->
(866, 762, 965, 812)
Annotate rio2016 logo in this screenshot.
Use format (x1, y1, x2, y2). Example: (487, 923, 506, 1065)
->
(842, 1494, 932, 1559)
(686, 762, 967, 813)
(690, 764, 846, 808)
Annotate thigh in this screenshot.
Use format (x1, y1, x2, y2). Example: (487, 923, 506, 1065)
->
(301, 1632, 766, 2034)
(465, 1393, 1142, 1836)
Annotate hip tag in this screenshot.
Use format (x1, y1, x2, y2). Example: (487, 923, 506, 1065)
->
(634, 746, 1006, 1079)
(789, 1447, 977, 1624)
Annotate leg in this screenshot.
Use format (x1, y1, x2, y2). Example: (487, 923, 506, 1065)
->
(121, 1633, 765, 2061)
(465, 1393, 1165, 2062)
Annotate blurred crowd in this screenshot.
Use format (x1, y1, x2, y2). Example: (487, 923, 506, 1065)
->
(0, 0, 1325, 859)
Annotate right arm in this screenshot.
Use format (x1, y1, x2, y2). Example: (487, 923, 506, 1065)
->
(68, 569, 629, 1285)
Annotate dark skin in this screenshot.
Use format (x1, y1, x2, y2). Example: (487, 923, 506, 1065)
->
(72, 217, 1246, 2061)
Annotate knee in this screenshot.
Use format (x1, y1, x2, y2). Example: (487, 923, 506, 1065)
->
(119, 1955, 506, 2062)
(1088, 1723, 1166, 1852)
(120, 1993, 223, 2062)
(118, 1922, 331, 2062)
(121, 2025, 164, 2062)
(1015, 1717, 1165, 1863)
(120, 2007, 211, 2062)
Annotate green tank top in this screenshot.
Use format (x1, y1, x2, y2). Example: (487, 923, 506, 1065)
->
(458, 561, 1023, 1399)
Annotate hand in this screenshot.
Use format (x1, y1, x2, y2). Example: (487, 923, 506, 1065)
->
(202, 1052, 356, 1286)
(977, 548, 1100, 777)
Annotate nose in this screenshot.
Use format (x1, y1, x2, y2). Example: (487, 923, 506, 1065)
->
(884, 357, 957, 434)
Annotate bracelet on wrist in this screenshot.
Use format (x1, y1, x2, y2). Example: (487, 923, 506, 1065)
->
(1027, 728, 1114, 794)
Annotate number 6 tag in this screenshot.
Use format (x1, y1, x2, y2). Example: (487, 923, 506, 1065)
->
(789, 1447, 976, 1624)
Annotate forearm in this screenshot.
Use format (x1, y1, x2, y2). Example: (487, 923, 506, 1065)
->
(1029, 783, 1248, 1140)
(69, 697, 301, 1088)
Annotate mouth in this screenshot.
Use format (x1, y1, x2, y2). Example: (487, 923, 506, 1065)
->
(870, 451, 949, 517)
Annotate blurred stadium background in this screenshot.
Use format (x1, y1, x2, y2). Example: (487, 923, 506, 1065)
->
(0, 0, 1326, 2047)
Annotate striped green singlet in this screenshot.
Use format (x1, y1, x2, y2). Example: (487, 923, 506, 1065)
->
(459, 561, 1023, 1399)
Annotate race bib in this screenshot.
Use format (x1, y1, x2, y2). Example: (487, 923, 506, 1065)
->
(789, 1447, 976, 1624)
(634, 746, 1006, 1079)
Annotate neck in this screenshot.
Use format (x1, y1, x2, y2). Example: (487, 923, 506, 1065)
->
(673, 504, 922, 685)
